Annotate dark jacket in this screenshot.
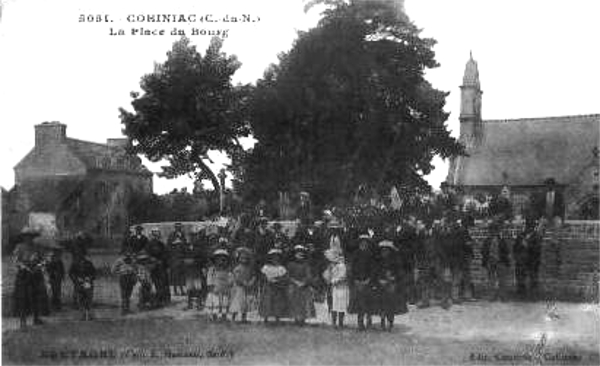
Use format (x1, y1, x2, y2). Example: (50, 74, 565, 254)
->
(69, 258, 97, 287)
(481, 235, 510, 267)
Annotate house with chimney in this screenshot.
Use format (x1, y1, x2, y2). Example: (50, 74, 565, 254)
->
(447, 53, 600, 220)
(8, 122, 153, 245)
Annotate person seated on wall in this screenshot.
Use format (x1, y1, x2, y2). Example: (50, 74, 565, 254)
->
(489, 186, 513, 223)
(529, 178, 565, 223)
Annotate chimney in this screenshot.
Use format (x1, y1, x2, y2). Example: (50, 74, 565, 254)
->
(35, 121, 67, 147)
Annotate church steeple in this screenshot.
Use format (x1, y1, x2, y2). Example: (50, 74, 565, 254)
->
(460, 51, 483, 147)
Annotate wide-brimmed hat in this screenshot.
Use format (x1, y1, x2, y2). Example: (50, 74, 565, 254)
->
(378, 240, 398, 251)
(293, 245, 308, 252)
(267, 248, 283, 256)
(235, 246, 253, 258)
(212, 249, 229, 258)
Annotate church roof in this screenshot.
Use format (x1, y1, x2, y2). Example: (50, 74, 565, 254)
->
(451, 114, 600, 187)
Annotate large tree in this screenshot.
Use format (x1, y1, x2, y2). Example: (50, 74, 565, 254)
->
(119, 37, 250, 192)
(243, 0, 463, 206)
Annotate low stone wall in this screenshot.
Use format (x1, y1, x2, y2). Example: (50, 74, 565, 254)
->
(467, 221, 599, 302)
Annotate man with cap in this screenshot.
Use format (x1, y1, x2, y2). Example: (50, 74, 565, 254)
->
(12, 226, 46, 328)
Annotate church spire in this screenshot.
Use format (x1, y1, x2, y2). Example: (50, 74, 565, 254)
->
(460, 52, 483, 148)
(462, 51, 480, 89)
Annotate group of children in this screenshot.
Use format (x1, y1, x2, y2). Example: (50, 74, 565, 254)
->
(175, 231, 407, 332)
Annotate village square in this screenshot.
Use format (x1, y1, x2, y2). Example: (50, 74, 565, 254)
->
(1, 0, 599, 365)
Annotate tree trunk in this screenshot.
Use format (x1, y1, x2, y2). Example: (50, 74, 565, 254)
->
(196, 159, 221, 192)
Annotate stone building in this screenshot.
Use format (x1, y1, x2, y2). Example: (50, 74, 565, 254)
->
(447, 53, 600, 220)
(8, 122, 153, 245)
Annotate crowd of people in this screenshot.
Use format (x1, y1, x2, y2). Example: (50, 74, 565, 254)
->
(11, 199, 546, 331)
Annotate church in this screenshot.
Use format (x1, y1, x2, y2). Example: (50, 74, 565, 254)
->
(446, 53, 599, 220)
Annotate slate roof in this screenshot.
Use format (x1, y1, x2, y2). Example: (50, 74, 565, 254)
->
(449, 114, 600, 186)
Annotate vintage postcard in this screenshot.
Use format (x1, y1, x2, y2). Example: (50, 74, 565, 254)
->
(1, 0, 599, 365)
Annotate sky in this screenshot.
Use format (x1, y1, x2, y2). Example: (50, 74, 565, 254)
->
(0, 0, 599, 194)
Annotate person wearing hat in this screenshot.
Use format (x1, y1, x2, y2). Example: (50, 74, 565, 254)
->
(112, 250, 138, 315)
(167, 223, 188, 296)
(259, 249, 289, 325)
(286, 245, 316, 326)
(252, 217, 274, 268)
(374, 240, 407, 331)
(481, 224, 510, 301)
(69, 248, 97, 320)
(184, 229, 209, 311)
(146, 228, 171, 307)
(12, 226, 46, 328)
(229, 247, 256, 323)
(323, 246, 349, 328)
(123, 226, 148, 254)
(348, 234, 377, 331)
(134, 250, 158, 310)
(205, 249, 233, 321)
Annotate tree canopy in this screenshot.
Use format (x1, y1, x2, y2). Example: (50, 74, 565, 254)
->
(119, 37, 250, 192)
(242, 0, 463, 207)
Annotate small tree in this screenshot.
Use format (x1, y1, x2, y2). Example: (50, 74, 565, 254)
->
(120, 37, 250, 192)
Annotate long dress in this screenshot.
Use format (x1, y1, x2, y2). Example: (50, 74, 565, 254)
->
(229, 264, 256, 314)
(205, 266, 233, 315)
(374, 256, 408, 315)
(12, 242, 46, 318)
(348, 250, 377, 315)
(323, 261, 350, 313)
(287, 260, 316, 320)
(258, 264, 289, 318)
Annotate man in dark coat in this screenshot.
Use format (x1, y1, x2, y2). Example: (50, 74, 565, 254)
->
(147, 228, 171, 306)
(46, 248, 65, 311)
(123, 225, 149, 254)
(513, 231, 529, 299)
(481, 225, 510, 301)
(452, 220, 474, 302)
(253, 217, 275, 267)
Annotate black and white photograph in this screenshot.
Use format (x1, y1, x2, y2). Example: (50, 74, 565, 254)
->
(1, 0, 599, 365)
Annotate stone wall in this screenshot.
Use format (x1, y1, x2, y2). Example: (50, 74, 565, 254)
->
(467, 221, 599, 302)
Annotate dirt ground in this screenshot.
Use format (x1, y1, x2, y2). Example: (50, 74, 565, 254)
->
(2, 298, 599, 365)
